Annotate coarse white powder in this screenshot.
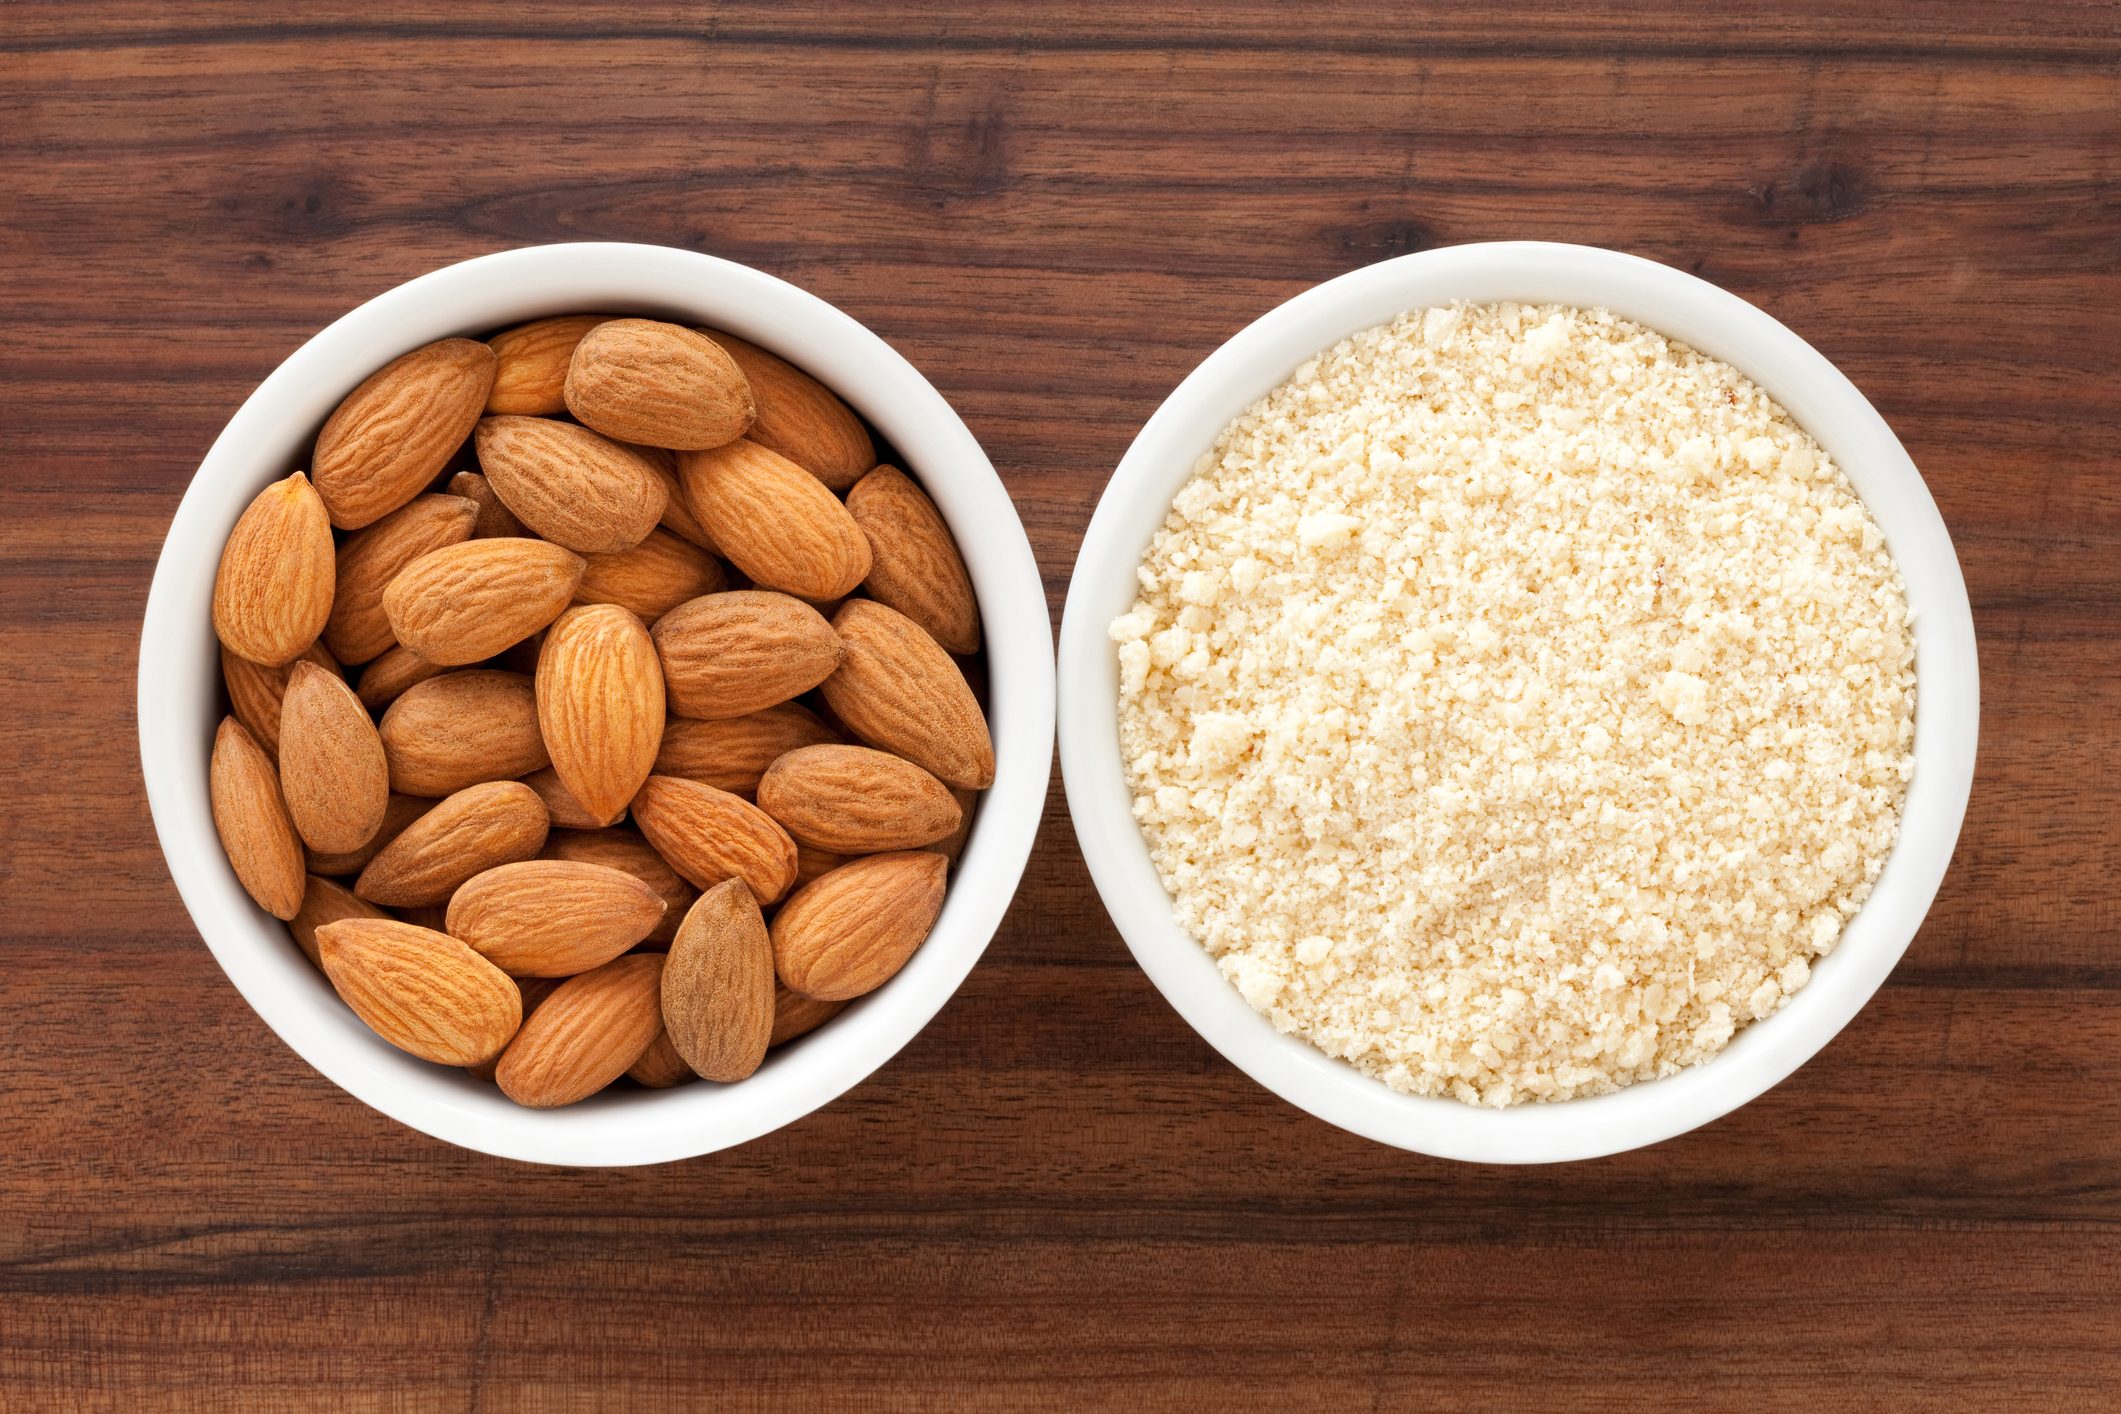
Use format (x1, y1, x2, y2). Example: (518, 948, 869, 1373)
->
(1111, 302, 1915, 1106)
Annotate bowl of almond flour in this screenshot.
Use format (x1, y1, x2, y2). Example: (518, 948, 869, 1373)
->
(1058, 243, 1977, 1162)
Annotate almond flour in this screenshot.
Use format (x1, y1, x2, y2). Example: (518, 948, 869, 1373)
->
(1112, 302, 1915, 1106)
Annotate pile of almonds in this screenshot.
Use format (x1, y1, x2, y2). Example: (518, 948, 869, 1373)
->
(207, 315, 992, 1108)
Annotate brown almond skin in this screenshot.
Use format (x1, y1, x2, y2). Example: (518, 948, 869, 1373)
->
(378, 669, 547, 797)
(662, 879, 774, 1082)
(213, 471, 336, 667)
(354, 645, 442, 713)
(446, 859, 666, 977)
(652, 703, 839, 796)
(495, 953, 665, 1108)
(313, 338, 497, 530)
(473, 416, 668, 555)
(638, 448, 720, 553)
(288, 874, 389, 967)
(381, 537, 585, 667)
(771, 851, 949, 1002)
(757, 744, 961, 853)
(651, 590, 840, 720)
(542, 828, 695, 946)
(210, 716, 306, 920)
(537, 604, 665, 828)
(317, 918, 522, 1065)
(792, 842, 850, 891)
(696, 330, 875, 490)
(324, 493, 479, 665)
(576, 530, 727, 622)
(847, 465, 980, 654)
(770, 983, 847, 1047)
(564, 319, 754, 450)
(631, 775, 798, 903)
(354, 780, 550, 907)
(306, 792, 429, 877)
(469, 976, 559, 1081)
(278, 661, 390, 855)
(521, 767, 618, 830)
(819, 600, 995, 790)
(223, 641, 341, 760)
(625, 1028, 697, 1088)
(485, 314, 610, 415)
(678, 440, 871, 600)
(936, 787, 978, 866)
(447, 470, 527, 539)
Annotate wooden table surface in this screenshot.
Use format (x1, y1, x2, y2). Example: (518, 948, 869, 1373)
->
(6, 3, 2119, 1409)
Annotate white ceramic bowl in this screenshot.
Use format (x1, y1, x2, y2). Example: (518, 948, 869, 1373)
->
(1059, 241, 1977, 1163)
(140, 243, 1054, 1166)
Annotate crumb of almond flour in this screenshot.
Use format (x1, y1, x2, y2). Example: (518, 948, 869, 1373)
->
(1110, 302, 1915, 1106)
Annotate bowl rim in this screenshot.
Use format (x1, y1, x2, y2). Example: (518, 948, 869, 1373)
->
(1057, 240, 1978, 1163)
(140, 241, 1054, 1166)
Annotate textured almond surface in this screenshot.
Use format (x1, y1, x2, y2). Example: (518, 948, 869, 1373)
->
(377, 669, 546, 797)
(495, 953, 665, 1108)
(625, 1028, 697, 1087)
(541, 828, 696, 946)
(212, 471, 336, 667)
(564, 319, 754, 450)
(223, 641, 340, 760)
(576, 529, 728, 621)
(936, 787, 978, 866)
(354, 780, 549, 907)
(445, 859, 666, 976)
(324, 493, 478, 664)
(306, 792, 429, 877)
(381, 537, 585, 666)
(485, 314, 609, 415)
(520, 767, 617, 829)
(651, 590, 840, 720)
(770, 983, 847, 1048)
(847, 465, 981, 654)
(771, 851, 949, 1001)
(697, 329, 875, 490)
(468, 977, 559, 1082)
(757, 744, 961, 853)
(662, 879, 774, 1083)
(288, 874, 389, 967)
(638, 447, 720, 553)
(277, 661, 390, 855)
(537, 604, 665, 827)
(317, 918, 522, 1065)
(473, 416, 668, 554)
(679, 440, 871, 600)
(631, 775, 798, 903)
(447, 470, 526, 539)
(353, 645, 441, 713)
(820, 600, 995, 789)
(313, 338, 496, 530)
(652, 703, 839, 796)
(792, 842, 850, 891)
(210, 716, 306, 920)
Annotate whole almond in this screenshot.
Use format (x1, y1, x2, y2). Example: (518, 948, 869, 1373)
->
(223, 641, 341, 760)
(324, 493, 479, 664)
(210, 716, 306, 920)
(564, 319, 754, 450)
(638, 447, 720, 553)
(495, 953, 665, 1108)
(653, 703, 839, 796)
(317, 918, 522, 1065)
(447, 470, 527, 539)
(469, 977, 559, 1081)
(697, 329, 875, 490)
(485, 314, 610, 415)
(278, 661, 390, 855)
(313, 338, 496, 529)
(307, 792, 429, 877)
(521, 767, 619, 829)
(213, 471, 336, 667)
(473, 416, 668, 554)
(289, 874, 390, 966)
(793, 842, 850, 891)
(446, 859, 666, 976)
(354, 645, 442, 713)
(354, 779, 549, 907)
(631, 775, 797, 903)
(770, 984, 847, 1047)
(771, 851, 948, 1001)
(819, 600, 995, 790)
(542, 828, 696, 946)
(576, 530, 727, 621)
(378, 669, 547, 797)
(625, 1028, 697, 1088)
(662, 879, 774, 1083)
(757, 744, 961, 853)
(678, 440, 871, 600)
(537, 604, 665, 828)
(381, 537, 585, 666)
(847, 465, 980, 654)
(651, 590, 840, 720)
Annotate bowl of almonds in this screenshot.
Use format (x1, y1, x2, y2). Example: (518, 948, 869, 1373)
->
(139, 243, 1053, 1165)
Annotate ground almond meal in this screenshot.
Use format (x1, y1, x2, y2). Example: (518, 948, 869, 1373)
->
(1112, 302, 1916, 1106)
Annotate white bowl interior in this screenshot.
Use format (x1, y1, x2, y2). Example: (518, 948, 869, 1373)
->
(1058, 241, 1977, 1163)
(140, 243, 1054, 1166)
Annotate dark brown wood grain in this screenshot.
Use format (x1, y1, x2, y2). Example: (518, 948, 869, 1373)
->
(3, 2, 2118, 1408)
